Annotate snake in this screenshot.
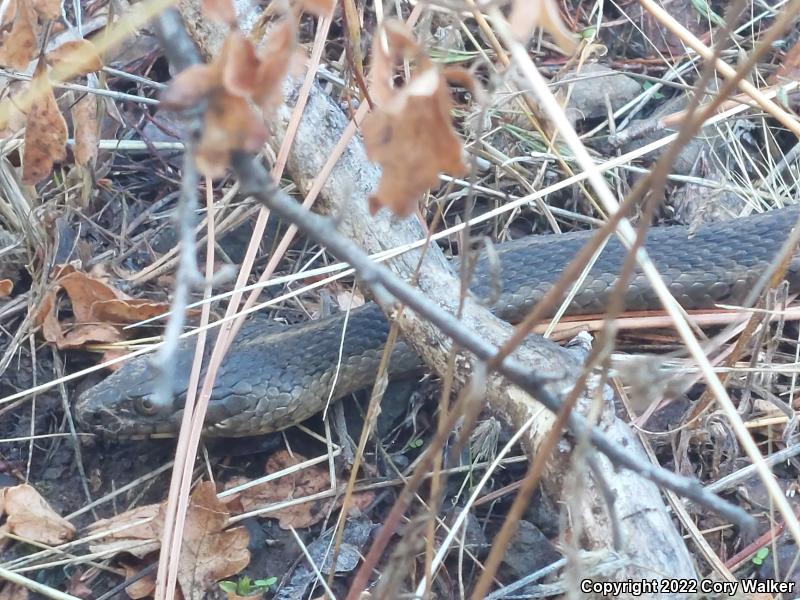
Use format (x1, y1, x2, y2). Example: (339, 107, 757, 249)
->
(75, 208, 800, 438)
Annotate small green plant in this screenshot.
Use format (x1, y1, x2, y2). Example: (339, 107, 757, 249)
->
(642, 81, 665, 100)
(219, 575, 277, 596)
(409, 437, 424, 449)
(689, 0, 725, 27)
(751, 547, 770, 567)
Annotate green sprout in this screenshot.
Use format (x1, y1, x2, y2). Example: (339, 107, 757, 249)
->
(752, 547, 770, 567)
(219, 575, 278, 596)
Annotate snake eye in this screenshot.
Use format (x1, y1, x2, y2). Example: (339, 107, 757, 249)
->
(136, 396, 158, 415)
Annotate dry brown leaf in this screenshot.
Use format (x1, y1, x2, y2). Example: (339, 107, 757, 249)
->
(0, 92, 28, 138)
(87, 503, 163, 558)
(2, 484, 76, 545)
(71, 92, 99, 167)
(228, 451, 373, 529)
(0, 279, 12, 298)
(91, 298, 171, 324)
(33, 268, 129, 348)
(362, 21, 466, 217)
(50, 262, 77, 279)
(179, 482, 250, 600)
(509, 0, 577, 53)
(32, 0, 61, 20)
(0, 0, 37, 71)
(0, 582, 28, 600)
(46, 39, 103, 75)
(160, 63, 221, 109)
(36, 289, 121, 350)
(220, 32, 262, 99)
(88, 483, 249, 600)
(251, 19, 299, 111)
(34, 289, 61, 341)
(196, 91, 268, 178)
(202, 0, 237, 26)
(22, 59, 68, 184)
(57, 270, 120, 320)
(58, 323, 122, 349)
(160, 18, 297, 178)
(120, 560, 157, 599)
(295, 0, 335, 16)
(34, 265, 193, 348)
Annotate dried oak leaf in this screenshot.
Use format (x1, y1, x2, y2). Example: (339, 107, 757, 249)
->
(160, 22, 298, 178)
(0, 279, 12, 298)
(32, 0, 61, 21)
(33, 270, 121, 349)
(198, 91, 268, 178)
(87, 503, 163, 558)
(362, 21, 466, 217)
(0, 0, 37, 70)
(160, 63, 221, 109)
(88, 483, 249, 600)
(249, 20, 301, 111)
(34, 286, 120, 349)
(221, 32, 263, 100)
(0, 91, 27, 138)
(46, 39, 103, 76)
(22, 59, 68, 184)
(91, 298, 171, 323)
(57, 270, 118, 321)
(508, 0, 577, 53)
(179, 482, 251, 600)
(71, 92, 99, 167)
(33, 267, 177, 349)
(1, 484, 76, 545)
(120, 559, 157, 599)
(227, 451, 374, 529)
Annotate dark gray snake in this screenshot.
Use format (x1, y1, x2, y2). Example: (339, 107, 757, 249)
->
(75, 208, 800, 438)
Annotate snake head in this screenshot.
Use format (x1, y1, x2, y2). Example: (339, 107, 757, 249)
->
(75, 351, 191, 439)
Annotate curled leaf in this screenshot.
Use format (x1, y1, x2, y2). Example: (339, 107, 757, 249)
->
(22, 59, 68, 184)
(32, 0, 61, 20)
(362, 21, 467, 216)
(196, 92, 268, 178)
(71, 92, 99, 167)
(46, 39, 103, 76)
(160, 63, 221, 109)
(2, 484, 76, 546)
(0, 0, 37, 70)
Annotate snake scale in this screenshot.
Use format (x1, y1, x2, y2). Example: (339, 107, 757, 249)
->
(75, 208, 800, 438)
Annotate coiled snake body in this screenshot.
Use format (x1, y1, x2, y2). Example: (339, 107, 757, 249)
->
(76, 209, 800, 438)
